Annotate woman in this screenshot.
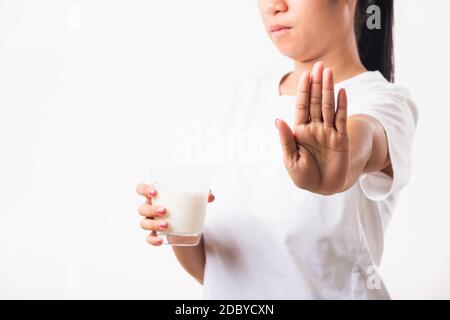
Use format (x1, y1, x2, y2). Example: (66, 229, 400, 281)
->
(136, 0, 418, 299)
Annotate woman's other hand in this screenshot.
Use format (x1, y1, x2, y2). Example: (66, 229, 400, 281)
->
(136, 183, 215, 246)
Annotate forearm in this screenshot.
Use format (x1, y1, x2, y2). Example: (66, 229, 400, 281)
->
(342, 115, 389, 191)
(171, 235, 206, 284)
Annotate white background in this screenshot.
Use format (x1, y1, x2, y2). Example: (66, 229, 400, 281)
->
(0, 0, 449, 299)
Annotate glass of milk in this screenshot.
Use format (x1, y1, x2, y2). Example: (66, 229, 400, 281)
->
(150, 164, 210, 246)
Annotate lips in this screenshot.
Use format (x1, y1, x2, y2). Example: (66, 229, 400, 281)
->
(269, 24, 292, 38)
(269, 25, 291, 33)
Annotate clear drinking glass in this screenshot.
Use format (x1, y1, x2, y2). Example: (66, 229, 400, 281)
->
(149, 164, 210, 246)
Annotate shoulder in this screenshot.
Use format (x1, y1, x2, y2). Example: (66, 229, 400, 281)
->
(209, 72, 276, 127)
(217, 71, 281, 114)
(226, 71, 279, 100)
(345, 71, 419, 127)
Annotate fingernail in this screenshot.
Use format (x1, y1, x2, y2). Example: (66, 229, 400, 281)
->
(147, 236, 162, 245)
(156, 207, 166, 215)
(274, 118, 279, 129)
(159, 221, 168, 229)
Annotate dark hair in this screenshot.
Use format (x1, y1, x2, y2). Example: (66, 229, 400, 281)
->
(354, 0, 394, 82)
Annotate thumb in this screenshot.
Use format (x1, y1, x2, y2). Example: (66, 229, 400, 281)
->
(275, 118, 297, 164)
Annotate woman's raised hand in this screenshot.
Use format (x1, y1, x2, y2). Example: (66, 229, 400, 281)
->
(275, 62, 350, 195)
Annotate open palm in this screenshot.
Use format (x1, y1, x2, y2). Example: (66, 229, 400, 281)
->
(276, 62, 350, 195)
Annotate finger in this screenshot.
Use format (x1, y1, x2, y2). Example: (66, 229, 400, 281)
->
(136, 183, 157, 198)
(138, 203, 166, 217)
(309, 62, 324, 122)
(322, 68, 336, 128)
(335, 88, 348, 135)
(208, 191, 215, 203)
(141, 218, 169, 231)
(275, 118, 298, 167)
(294, 71, 311, 126)
(147, 231, 163, 246)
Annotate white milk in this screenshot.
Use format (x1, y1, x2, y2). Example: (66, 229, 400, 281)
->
(153, 188, 208, 235)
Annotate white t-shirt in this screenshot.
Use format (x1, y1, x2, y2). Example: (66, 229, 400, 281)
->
(201, 68, 418, 300)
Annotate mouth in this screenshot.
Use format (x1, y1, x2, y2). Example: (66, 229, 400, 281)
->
(269, 25, 292, 37)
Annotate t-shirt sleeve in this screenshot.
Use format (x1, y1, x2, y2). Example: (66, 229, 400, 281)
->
(350, 85, 419, 201)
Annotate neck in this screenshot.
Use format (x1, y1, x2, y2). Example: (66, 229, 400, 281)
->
(280, 34, 366, 96)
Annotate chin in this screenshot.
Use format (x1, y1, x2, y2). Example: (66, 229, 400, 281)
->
(276, 45, 305, 61)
